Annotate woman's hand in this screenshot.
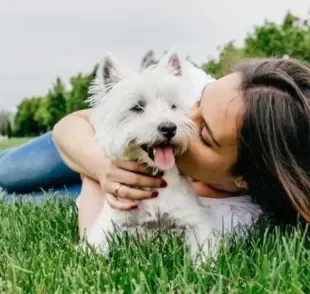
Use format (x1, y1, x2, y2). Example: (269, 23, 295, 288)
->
(99, 159, 166, 210)
(100, 161, 231, 210)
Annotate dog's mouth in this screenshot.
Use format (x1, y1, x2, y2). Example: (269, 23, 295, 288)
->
(141, 142, 177, 171)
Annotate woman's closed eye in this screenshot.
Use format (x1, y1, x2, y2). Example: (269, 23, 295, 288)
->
(199, 127, 212, 148)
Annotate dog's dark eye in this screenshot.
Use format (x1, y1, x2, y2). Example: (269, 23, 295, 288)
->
(130, 100, 145, 113)
(171, 104, 177, 110)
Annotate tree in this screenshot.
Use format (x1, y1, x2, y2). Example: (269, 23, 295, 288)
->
(13, 97, 42, 136)
(202, 41, 244, 78)
(13, 81, 67, 136)
(12, 68, 96, 137)
(0, 109, 12, 137)
(244, 12, 310, 62)
(201, 11, 310, 78)
(43, 77, 67, 129)
(6, 122, 12, 138)
(33, 97, 50, 133)
(66, 69, 96, 114)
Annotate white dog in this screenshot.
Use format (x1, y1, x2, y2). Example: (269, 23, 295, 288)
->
(81, 51, 218, 264)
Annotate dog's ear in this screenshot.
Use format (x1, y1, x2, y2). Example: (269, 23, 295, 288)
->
(98, 54, 124, 92)
(88, 54, 129, 106)
(157, 51, 183, 76)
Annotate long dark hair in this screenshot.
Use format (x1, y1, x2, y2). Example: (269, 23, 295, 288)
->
(233, 58, 310, 223)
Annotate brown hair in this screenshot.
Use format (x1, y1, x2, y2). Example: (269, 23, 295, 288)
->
(233, 58, 310, 223)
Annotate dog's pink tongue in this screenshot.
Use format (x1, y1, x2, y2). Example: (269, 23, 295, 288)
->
(154, 147, 175, 170)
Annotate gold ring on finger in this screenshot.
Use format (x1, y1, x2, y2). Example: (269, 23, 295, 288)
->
(114, 183, 122, 197)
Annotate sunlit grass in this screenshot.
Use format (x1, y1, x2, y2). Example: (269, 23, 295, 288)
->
(0, 137, 33, 151)
(0, 197, 309, 293)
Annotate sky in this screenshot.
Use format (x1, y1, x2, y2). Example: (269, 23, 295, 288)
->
(0, 0, 309, 110)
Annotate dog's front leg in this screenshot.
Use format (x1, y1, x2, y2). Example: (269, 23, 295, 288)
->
(85, 212, 112, 256)
(185, 223, 219, 267)
(181, 209, 218, 266)
(86, 203, 127, 256)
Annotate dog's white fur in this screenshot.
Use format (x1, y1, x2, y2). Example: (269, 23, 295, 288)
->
(82, 51, 217, 264)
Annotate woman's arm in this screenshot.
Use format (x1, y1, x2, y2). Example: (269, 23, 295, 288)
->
(52, 109, 105, 181)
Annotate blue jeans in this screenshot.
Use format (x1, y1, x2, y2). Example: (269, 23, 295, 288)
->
(0, 132, 82, 202)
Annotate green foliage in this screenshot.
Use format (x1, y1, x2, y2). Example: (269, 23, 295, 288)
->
(13, 72, 95, 137)
(13, 97, 43, 137)
(66, 70, 96, 114)
(33, 97, 50, 132)
(202, 41, 244, 79)
(244, 12, 310, 62)
(44, 78, 67, 129)
(13, 78, 68, 136)
(0, 198, 309, 293)
(0, 109, 12, 137)
(202, 11, 310, 78)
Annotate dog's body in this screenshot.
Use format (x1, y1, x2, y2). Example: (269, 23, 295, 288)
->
(83, 51, 216, 263)
(87, 167, 215, 262)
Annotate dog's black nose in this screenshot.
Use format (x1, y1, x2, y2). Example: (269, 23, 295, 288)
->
(158, 122, 177, 139)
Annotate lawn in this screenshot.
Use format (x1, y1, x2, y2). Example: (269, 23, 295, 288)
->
(0, 139, 309, 293)
(0, 137, 33, 151)
(0, 198, 309, 293)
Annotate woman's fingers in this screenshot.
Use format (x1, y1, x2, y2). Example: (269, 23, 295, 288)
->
(114, 160, 153, 175)
(105, 193, 138, 211)
(100, 159, 166, 209)
(106, 167, 165, 188)
(105, 182, 159, 201)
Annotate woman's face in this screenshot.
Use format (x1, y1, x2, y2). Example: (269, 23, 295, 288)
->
(177, 72, 245, 192)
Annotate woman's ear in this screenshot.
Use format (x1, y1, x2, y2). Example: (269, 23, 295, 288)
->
(234, 176, 248, 190)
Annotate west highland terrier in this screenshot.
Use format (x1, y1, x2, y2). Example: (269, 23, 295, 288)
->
(82, 51, 216, 264)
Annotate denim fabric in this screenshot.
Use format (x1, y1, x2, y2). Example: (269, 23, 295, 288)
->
(0, 132, 82, 200)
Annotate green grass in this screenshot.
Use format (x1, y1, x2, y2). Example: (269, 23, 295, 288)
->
(0, 198, 309, 293)
(0, 137, 33, 151)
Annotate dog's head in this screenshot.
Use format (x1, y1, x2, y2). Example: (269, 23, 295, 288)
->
(89, 51, 196, 171)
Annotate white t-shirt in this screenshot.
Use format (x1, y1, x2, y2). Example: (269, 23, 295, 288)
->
(187, 62, 262, 235)
(187, 61, 216, 104)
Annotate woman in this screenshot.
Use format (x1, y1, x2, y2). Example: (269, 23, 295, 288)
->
(1, 58, 310, 235)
